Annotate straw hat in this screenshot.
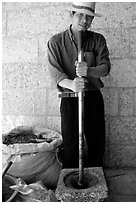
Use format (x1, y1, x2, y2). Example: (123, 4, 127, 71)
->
(70, 2, 101, 17)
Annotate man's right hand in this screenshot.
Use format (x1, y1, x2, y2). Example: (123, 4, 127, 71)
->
(70, 77, 88, 92)
(58, 77, 88, 92)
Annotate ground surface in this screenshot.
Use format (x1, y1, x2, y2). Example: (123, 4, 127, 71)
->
(104, 169, 136, 202)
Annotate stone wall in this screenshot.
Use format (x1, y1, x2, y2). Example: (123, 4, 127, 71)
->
(2, 2, 136, 169)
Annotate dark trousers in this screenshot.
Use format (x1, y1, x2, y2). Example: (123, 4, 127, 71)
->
(60, 90, 105, 168)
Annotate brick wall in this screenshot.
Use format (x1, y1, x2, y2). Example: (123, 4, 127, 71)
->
(2, 2, 136, 169)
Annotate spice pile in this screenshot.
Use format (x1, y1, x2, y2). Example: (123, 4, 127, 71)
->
(3, 133, 52, 145)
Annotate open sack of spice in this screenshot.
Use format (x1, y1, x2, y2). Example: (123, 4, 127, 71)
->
(2, 125, 63, 190)
(9, 178, 60, 202)
(2, 125, 63, 163)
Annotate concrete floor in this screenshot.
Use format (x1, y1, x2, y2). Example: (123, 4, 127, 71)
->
(103, 169, 136, 202)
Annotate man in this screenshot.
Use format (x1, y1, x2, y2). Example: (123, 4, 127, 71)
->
(47, 2, 111, 168)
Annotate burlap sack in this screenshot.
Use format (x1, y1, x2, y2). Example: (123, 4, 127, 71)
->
(2, 126, 63, 189)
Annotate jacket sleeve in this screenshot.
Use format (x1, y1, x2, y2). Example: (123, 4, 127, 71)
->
(47, 38, 68, 87)
(95, 34, 111, 76)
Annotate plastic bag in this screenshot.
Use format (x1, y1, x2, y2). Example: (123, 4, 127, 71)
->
(10, 178, 60, 202)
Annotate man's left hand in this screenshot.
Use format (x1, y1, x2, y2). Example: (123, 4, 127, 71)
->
(75, 61, 88, 77)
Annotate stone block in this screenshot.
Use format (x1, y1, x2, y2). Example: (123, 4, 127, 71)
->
(46, 116, 61, 133)
(109, 88, 119, 116)
(35, 63, 53, 88)
(2, 37, 38, 63)
(102, 88, 119, 116)
(2, 11, 6, 36)
(104, 144, 136, 168)
(100, 28, 131, 58)
(109, 117, 136, 145)
(34, 89, 47, 115)
(2, 115, 35, 134)
(2, 90, 34, 115)
(47, 89, 60, 116)
(105, 117, 110, 144)
(93, 2, 136, 29)
(2, 115, 61, 134)
(7, 8, 38, 37)
(7, 4, 70, 37)
(2, 115, 16, 134)
(133, 88, 136, 116)
(35, 5, 70, 35)
(3, 63, 35, 89)
(56, 167, 108, 202)
(2, 63, 52, 89)
(38, 33, 54, 63)
(101, 74, 110, 88)
(129, 28, 136, 58)
(110, 59, 136, 87)
(105, 28, 130, 58)
(119, 88, 134, 116)
(2, 2, 70, 12)
(2, 2, 37, 11)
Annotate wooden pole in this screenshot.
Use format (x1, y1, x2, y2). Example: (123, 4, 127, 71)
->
(78, 31, 84, 186)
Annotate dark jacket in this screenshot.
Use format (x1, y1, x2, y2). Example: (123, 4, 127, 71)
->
(47, 25, 111, 92)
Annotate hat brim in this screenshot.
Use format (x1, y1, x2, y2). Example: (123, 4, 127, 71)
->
(67, 6, 102, 17)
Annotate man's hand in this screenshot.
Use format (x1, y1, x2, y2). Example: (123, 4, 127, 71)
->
(75, 61, 88, 77)
(70, 77, 88, 92)
(58, 61, 89, 92)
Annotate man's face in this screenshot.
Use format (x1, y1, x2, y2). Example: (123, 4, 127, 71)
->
(71, 12, 94, 32)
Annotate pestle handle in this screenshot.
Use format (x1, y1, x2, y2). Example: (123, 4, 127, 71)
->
(2, 161, 13, 178)
(78, 31, 84, 186)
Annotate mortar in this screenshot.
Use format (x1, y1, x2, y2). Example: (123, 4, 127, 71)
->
(56, 167, 108, 202)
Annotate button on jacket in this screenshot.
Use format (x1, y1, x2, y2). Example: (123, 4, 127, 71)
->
(47, 25, 111, 92)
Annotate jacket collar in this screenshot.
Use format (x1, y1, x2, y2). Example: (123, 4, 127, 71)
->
(68, 25, 75, 42)
(68, 25, 87, 43)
